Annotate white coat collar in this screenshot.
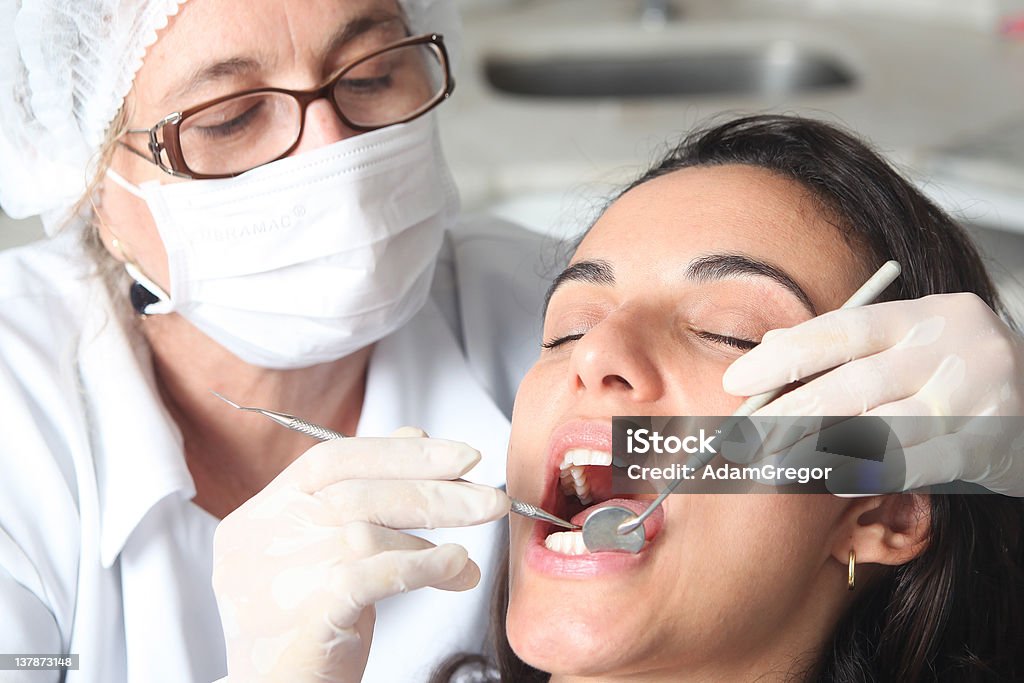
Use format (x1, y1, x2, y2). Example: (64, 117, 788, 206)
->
(83, 293, 509, 568)
(76, 284, 194, 569)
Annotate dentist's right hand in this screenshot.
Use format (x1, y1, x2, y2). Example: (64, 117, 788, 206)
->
(211, 427, 510, 683)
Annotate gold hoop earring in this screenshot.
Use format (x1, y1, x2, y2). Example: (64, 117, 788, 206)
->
(848, 549, 856, 591)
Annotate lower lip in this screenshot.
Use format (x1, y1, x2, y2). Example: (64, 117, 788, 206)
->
(523, 499, 666, 578)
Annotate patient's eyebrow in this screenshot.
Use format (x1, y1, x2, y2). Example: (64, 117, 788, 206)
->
(686, 253, 816, 315)
(544, 259, 615, 312)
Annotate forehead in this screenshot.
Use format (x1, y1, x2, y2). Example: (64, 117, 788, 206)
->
(150, 0, 402, 55)
(157, 0, 404, 46)
(573, 164, 867, 311)
(132, 0, 405, 98)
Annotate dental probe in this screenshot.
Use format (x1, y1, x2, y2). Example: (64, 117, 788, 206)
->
(583, 260, 902, 552)
(210, 391, 581, 530)
(212, 391, 349, 440)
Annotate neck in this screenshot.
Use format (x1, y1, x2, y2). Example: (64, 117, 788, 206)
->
(141, 312, 373, 519)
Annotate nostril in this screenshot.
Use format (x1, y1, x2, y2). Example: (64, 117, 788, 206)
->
(602, 375, 634, 390)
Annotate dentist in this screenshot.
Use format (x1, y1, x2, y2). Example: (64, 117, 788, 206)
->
(0, 1, 545, 681)
(0, 3, 1022, 683)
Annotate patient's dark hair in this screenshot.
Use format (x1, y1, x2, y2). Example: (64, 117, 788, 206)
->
(433, 115, 1024, 682)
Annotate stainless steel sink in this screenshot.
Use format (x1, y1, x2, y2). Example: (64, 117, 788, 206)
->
(484, 43, 856, 98)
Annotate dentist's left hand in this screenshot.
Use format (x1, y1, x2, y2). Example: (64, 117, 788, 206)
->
(211, 427, 510, 683)
(722, 293, 1024, 495)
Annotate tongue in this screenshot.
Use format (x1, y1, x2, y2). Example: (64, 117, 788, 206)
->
(571, 498, 664, 542)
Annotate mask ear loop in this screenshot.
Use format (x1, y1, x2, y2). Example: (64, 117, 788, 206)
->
(92, 172, 175, 316)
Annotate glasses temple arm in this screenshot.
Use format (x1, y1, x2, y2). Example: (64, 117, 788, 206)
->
(116, 139, 160, 166)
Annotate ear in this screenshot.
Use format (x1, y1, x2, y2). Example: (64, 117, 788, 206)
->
(830, 494, 931, 567)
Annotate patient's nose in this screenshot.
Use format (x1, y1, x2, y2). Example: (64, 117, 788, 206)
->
(570, 314, 664, 403)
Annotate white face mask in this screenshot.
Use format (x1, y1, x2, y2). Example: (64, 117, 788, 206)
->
(107, 115, 458, 369)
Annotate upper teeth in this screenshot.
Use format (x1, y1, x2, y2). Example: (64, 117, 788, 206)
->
(560, 449, 613, 468)
(558, 448, 612, 505)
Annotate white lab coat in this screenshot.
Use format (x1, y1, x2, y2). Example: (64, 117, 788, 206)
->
(0, 216, 552, 683)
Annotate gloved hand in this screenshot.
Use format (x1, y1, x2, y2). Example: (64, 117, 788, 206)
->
(721, 293, 1024, 496)
(211, 427, 510, 683)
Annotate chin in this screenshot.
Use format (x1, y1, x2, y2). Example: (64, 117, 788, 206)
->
(506, 584, 644, 678)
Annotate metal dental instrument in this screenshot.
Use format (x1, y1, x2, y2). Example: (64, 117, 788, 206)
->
(582, 260, 903, 553)
(508, 500, 581, 530)
(210, 391, 580, 530)
(212, 391, 350, 440)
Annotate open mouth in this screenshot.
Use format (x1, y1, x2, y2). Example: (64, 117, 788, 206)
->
(541, 448, 662, 555)
(545, 448, 615, 554)
(527, 420, 666, 562)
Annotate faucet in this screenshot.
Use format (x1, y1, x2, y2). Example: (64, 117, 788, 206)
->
(640, 0, 675, 26)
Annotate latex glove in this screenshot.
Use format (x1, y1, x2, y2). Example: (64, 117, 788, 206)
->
(211, 427, 510, 683)
(722, 293, 1024, 496)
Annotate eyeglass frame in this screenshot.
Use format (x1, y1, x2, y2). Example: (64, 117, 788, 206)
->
(119, 33, 454, 180)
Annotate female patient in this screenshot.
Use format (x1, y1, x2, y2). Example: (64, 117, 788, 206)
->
(439, 115, 1024, 682)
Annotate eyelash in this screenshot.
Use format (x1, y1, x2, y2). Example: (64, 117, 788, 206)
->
(695, 331, 760, 351)
(337, 74, 394, 95)
(541, 332, 585, 349)
(541, 331, 760, 351)
(196, 101, 265, 138)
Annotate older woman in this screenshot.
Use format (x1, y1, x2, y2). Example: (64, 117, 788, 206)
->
(1, 2, 1023, 682)
(0, 1, 546, 681)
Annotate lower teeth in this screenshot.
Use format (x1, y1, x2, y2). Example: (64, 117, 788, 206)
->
(544, 530, 589, 555)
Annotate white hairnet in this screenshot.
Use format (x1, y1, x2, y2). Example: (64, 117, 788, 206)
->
(0, 0, 461, 234)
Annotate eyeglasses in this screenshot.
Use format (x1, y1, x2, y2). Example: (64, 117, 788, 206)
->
(120, 33, 454, 180)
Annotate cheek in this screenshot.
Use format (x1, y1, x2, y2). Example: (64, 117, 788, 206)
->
(672, 495, 842, 602)
(506, 361, 564, 498)
(703, 367, 747, 413)
(667, 360, 750, 415)
(98, 169, 171, 289)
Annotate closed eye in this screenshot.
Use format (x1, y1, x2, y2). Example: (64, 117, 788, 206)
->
(194, 100, 266, 138)
(541, 332, 586, 349)
(337, 73, 394, 95)
(544, 330, 758, 351)
(696, 331, 759, 351)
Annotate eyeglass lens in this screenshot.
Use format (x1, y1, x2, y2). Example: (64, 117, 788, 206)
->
(176, 41, 446, 176)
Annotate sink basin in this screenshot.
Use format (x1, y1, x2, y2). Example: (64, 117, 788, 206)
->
(484, 42, 856, 99)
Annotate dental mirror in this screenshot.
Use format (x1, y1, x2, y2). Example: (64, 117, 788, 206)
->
(581, 506, 646, 553)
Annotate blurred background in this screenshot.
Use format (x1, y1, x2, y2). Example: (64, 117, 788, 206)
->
(4, 0, 1024, 314)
